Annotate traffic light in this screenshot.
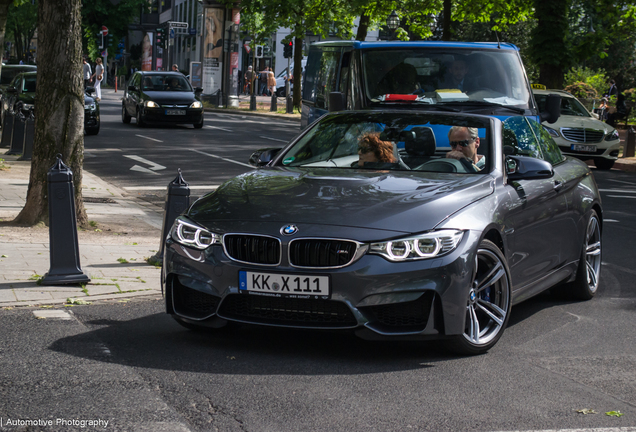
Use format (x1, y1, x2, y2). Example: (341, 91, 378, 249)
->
(255, 45, 263, 58)
(283, 41, 293, 58)
(156, 27, 165, 49)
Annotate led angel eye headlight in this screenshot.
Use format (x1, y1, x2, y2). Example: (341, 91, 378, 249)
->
(171, 217, 220, 250)
(369, 230, 465, 262)
(386, 240, 411, 260)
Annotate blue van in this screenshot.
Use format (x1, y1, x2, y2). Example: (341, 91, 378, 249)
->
(301, 40, 559, 134)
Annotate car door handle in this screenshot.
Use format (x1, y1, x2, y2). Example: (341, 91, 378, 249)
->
(553, 180, 564, 191)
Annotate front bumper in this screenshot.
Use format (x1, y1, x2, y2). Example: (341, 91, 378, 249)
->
(558, 139, 621, 161)
(163, 230, 481, 339)
(84, 110, 99, 128)
(141, 107, 203, 124)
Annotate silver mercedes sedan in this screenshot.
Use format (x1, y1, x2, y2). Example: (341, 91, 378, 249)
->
(162, 110, 602, 355)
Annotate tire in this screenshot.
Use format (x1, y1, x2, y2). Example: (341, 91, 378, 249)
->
(122, 104, 131, 124)
(446, 239, 512, 355)
(136, 108, 145, 127)
(567, 210, 601, 300)
(276, 87, 286, 97)
(85, 125, 99, 135)
(193, 119, 204, 129)
(594, 158, 615, 170)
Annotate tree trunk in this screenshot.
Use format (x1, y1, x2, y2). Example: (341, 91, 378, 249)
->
(356, 12, 370, 41)
(292, 35, 303, 111)
(14, 0, 87, 227)
(442, 0, 452, 41)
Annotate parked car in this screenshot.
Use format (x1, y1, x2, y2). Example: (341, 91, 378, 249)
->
(162, 110, 602, 355)
(0, 64, 36, 96)
(533, 89, 620, 170)
(122, 71, 204, 128)
(0, 71, 100, 135)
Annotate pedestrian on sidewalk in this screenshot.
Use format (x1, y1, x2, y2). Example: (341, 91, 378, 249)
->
(259, 67, 269, 96)
(83, 58, 92, 89)
(268, 70, 276, 96)
(244, 66, 253, 94)
(91, 57, 104, 101)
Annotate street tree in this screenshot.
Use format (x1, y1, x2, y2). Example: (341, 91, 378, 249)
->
(0, 0, 24, 76)
(13, 0, 86, 227)
(6, 0, 37, 63)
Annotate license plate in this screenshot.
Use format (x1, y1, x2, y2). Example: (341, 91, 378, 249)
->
(166, 109, 186, 115)
(571, 144, 597, 153)
(239, 271, 330, 298)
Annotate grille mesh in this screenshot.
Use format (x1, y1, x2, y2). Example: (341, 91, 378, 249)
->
(289, 239, 358, 267)
(218, 294, 357, 327)
(224, 235, 280, 265)
(360, 292, 434, 329)
(561, 128, 604, 143)
(172, 281, 220, 319)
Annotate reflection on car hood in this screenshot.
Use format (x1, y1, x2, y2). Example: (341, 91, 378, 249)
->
(188, 168, 494, 233)
(546, 115, 614, 133)
(142, 91, 196, 104)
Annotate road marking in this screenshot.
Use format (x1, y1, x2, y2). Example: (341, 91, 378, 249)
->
(494, 429, 636, 432)
(188, 148, 253, 168)
(135, 134, 164, 142)
(259, 135, 288, 143)
(608, 178, 636, 186)
(124, 155, 166, 175)
(606, 195, 636, 199)
(205, 125, 233, 132)
(123, 185, 219, 191)
(605, 219, 619, 222)
(598, 189, 636, 193)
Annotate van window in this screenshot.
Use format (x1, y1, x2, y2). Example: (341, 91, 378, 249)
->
(303, 47, 342, 110)
(361, 48, 532, 109)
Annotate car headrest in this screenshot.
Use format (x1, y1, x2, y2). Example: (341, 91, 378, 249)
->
(403, 127, 436, 157)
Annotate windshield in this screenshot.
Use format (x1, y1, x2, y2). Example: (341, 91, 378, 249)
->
(279, 112, 491, 174)
(142, 75, 192, 92)
(534, 93, 590, 117)
(362, 48, 532, 109)
(22, 76, 36, 92)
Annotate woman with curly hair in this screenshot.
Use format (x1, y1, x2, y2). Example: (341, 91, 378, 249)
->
(357, 132, 396, 167)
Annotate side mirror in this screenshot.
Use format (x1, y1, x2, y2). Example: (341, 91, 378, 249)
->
(85, 86, 95, 95)
(506, 155, 554, 181)
(540, 94, 561, 124)
(591, 112, 599, 120)
(249, 148, 282, 167)
(6, 87, 17, 94)
(128, 85, 137, 92)
(328, 92, 345, 112)
(194, 87, 203, 94)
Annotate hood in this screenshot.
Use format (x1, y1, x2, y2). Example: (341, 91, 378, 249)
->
(142, 90, 196, 105)
(188, 168, 494, 234)
(547, 114, 615, 134)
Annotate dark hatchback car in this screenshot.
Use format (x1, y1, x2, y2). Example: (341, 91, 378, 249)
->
(0, 64, 37, 95)
(122, 71, 204, 128)
(0, 71, 100, 135)
(163, 110, 602, 355)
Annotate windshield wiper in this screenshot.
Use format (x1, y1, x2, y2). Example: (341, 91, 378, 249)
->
(440, 101, 526, 114)
(369, 99, 460, 112)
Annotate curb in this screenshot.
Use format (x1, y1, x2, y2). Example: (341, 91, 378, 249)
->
(614, 161, 636, 172)
(203, 107, 301, 122)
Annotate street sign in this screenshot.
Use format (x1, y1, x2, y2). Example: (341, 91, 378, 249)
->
(101, 26, 108, 36)
(170, 28, 175, 39)
(244, 43, 251, 53)
(169, 21, 188, 29)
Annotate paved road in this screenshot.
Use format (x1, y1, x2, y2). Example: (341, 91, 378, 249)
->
(2, 89, 635, 432)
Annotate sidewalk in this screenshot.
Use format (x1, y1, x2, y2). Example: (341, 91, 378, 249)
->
(0, 154, 164, 308)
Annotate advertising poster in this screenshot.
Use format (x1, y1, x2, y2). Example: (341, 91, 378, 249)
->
(190, 62, 202, 88)
(141, 32, 153, 71)
(203, 8, 224, 95)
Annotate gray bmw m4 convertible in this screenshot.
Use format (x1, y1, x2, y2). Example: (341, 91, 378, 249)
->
(162, 110, 602, 355)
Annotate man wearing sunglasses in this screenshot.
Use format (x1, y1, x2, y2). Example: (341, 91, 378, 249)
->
(446, 126, 485, 171)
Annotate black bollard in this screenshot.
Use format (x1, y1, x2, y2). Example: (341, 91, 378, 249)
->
(41, 155, 90, 285)
(286, 96, 293, 114)
(6, 111, 25, 155)
(249, 94, 257, 111)
(1, 112, 15, 148)
(18, 110, 35, 161)
(270, 93, 278, 112)
(149, 169, 190, 266)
